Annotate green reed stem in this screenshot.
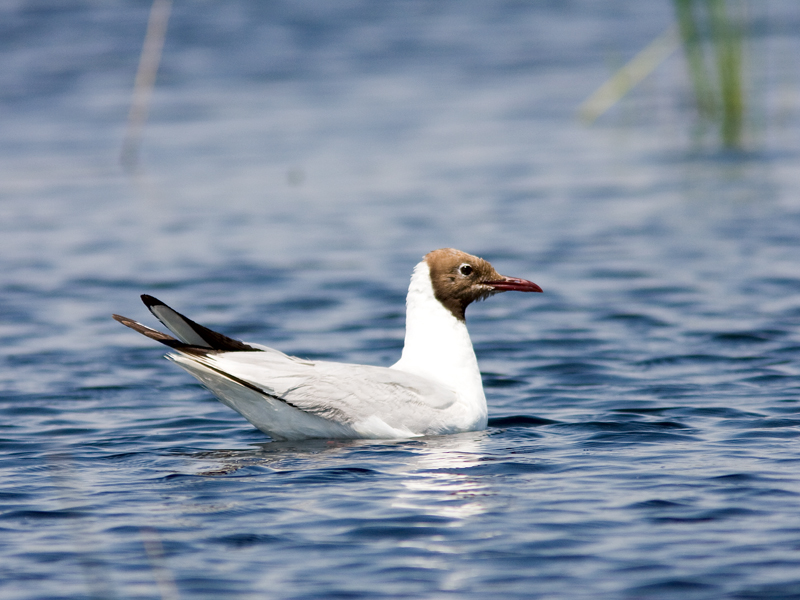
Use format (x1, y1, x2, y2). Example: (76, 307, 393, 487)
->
(674, 0, 717, 118)
(673, 0, 745, 149)
(708, 0, 744, 148)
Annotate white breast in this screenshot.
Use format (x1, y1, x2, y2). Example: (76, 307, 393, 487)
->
(391, 261, 488, 430)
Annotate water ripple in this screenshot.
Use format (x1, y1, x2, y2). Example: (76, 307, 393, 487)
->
(2, 1, 800, 599)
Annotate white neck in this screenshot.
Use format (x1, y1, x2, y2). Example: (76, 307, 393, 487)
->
(392, 261, 487, 418)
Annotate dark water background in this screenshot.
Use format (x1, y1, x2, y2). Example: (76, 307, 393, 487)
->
(3, 1, 800, 598)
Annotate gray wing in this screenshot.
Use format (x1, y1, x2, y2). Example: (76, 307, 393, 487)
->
(180, 348, 458, 424)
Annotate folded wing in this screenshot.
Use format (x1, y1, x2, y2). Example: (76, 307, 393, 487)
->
(113, 295, 457, 437)
(171, 348, 458, 425)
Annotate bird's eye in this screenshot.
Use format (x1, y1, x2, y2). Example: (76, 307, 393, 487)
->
(459, 264, 473, 276)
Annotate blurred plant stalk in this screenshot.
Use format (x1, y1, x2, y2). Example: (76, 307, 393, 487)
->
(580, 0, 747, 150)
(578, 26, 680, 125)
(121, 0, 172, 172)
(674, 0, 746, 149)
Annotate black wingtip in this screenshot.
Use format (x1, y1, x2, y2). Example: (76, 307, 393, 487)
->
(141, 294, 162, 307)
(136, 295, 261, 353)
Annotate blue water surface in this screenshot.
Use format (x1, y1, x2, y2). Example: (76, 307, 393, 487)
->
(2, 1, 800, 598)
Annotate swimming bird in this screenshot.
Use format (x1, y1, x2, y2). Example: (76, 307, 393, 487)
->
(113, 248, 542, 440)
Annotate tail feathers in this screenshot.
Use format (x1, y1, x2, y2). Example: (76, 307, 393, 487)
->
(112, 295, 260, 353)
(112, 314, 187, 349)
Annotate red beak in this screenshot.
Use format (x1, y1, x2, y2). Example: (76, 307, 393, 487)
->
(484, 277, 543, 293)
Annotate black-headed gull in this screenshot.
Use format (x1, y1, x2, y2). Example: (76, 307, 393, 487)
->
(113, 248, 542, 440)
